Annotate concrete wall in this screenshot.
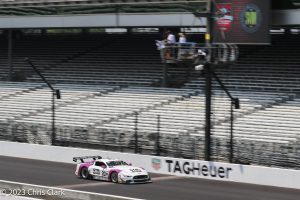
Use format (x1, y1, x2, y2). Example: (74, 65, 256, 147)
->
(0, 141, 300, 189)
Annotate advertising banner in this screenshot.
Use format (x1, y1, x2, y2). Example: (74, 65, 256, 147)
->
(212, 0, 270, 44)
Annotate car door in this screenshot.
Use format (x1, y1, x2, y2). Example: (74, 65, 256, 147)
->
(91, 161, 109, 180)
(99, 162, 109, 180)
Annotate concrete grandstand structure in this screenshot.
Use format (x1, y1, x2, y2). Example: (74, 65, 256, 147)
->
(0, 0, 299, 170)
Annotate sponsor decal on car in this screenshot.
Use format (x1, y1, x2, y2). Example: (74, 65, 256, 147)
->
(93, 169, 100, 175)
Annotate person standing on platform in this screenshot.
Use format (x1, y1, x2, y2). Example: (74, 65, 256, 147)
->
(166, 30, 176, 44)
(178, 33, 187, 43)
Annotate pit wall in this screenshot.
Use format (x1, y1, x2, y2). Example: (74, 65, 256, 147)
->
(0, 141, 299, 189)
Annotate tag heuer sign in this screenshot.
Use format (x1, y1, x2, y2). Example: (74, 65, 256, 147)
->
(152, 158, 161, 170)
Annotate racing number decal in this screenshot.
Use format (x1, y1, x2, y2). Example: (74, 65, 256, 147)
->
(101, 171, 109, 177)
(92, 167, 108, 178)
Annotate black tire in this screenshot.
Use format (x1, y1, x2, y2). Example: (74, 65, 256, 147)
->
(80, 167, 89, 179)
(110, 172, 119, 183)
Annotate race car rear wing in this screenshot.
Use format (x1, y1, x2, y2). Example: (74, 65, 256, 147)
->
(73, 156, 102, 163)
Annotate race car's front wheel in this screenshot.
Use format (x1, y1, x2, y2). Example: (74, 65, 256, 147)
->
(80, 167, 89, 179)
(110, 172, 119, 183)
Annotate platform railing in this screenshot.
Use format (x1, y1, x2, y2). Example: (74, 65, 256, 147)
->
(157, 42, 239, 66)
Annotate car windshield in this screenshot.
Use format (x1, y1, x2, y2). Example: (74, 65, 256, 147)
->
(106, 160, 128, 167)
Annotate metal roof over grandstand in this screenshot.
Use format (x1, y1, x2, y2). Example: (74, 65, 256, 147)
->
(0, 0, 208, 15)
(0, 0, 208, 28)
(0, 0, 299, 28)
(0, 0, 209, 8)
(0, 0, 299, 9)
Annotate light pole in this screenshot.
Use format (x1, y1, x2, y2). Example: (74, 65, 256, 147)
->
(156, 114, 161, 156)
(134, 111, 139, 153)
(25, 58, 61, 145)
(204, 63, 212, 161)
(230, 98, 240, 163)
(7, 29, 13, 81)
(210, 70, 240, 163)
(195, 60, 240, 163)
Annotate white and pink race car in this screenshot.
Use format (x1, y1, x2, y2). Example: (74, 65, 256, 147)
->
(73, 156, 152, 184)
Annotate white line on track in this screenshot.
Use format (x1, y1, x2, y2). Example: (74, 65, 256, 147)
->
(0, 194, 43, 200)
(57, 175, 182, 189)
(0, 179, 144, 200)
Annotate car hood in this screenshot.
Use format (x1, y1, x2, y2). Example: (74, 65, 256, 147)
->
(111, 165, 147, 175)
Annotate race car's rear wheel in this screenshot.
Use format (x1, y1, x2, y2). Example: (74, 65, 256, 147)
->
(110, 172, 119, 183)
(80, 167, 89, 179)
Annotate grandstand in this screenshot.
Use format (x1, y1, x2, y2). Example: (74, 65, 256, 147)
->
(186, 34, 300, 92)
(0, 33, 191, 85)
(0, 0, 299, 170)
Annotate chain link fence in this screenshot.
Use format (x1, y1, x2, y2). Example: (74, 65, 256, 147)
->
(1, 114, 299, 170)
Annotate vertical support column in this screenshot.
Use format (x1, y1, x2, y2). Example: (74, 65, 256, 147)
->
(52, 91, 56, 145)
(156, 115, 161, 156)
(162, 63, 168, 87)
(204, 63, 212, 161)
(134, 112, 139, 153)
(7, 29, 13, 81)
(41, 29, 47, 36)
(205, 0, 212, 58)
(203, 0, 214, 161)
(115, 6, 120, 27)
(229, 101, 234, 163)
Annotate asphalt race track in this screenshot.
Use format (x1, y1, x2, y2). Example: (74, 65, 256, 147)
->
(0, 156, 299, 200)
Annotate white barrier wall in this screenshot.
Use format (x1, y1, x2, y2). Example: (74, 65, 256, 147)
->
(1, 141, 300, 189)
